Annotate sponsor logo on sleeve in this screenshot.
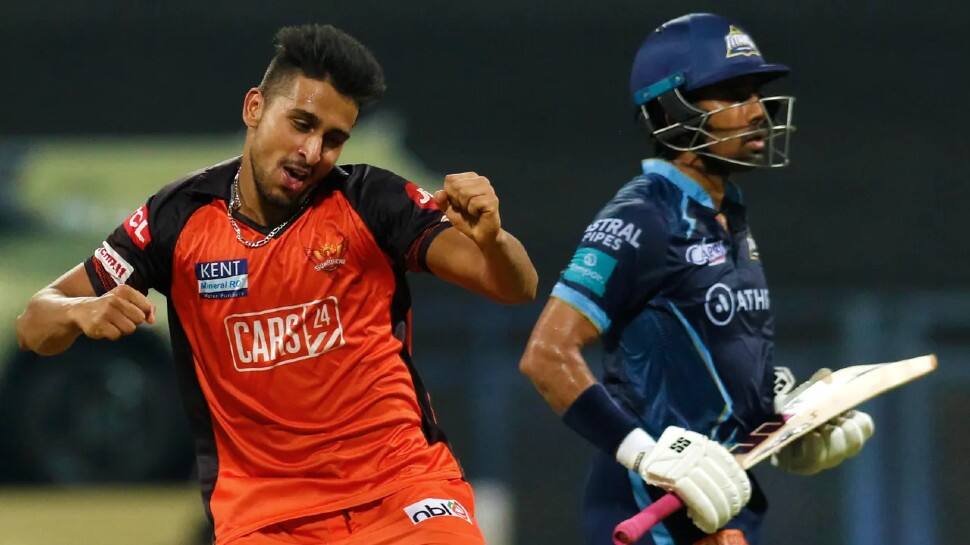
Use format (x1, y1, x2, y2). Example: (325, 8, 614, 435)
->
(224, 298, 346, 372)
(685, 240, 727, 266)
(581, 218, 642, 251)
(404, 182, 440, 210)
(563, 247, 617, 297)
(403, 498, 472, 525)
(123, 205, 152, 250)
(94, 242, 134, 285)
(195, 259, 248, 299)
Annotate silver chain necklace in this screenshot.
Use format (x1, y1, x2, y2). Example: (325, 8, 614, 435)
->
(227, 168, 291, 248)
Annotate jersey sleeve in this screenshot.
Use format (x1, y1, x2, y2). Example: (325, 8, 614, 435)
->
(552, 197, 668, 334)
(83, 194, 172, 296)
(344, 165, 451, 272)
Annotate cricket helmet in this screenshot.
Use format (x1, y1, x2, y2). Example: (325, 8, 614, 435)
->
(630, 13, 795, 168)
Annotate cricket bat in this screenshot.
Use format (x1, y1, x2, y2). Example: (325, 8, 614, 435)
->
(612, 354, 938, 545)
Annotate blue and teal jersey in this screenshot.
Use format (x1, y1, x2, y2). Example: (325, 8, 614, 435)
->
(553, 158, 776, 446)
(558, 159, 776, 544)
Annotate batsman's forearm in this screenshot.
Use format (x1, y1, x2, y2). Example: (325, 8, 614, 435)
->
(16, 288, 88, 355)
(477, 230, 538, 304)
(519, 335, 597, 414)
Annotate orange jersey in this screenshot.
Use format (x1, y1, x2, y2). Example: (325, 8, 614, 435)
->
(233, 478, 484, 545)
(85, 158, 462, 543)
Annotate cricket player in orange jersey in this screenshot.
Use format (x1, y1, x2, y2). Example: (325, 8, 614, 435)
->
(16, 24, 537, 545)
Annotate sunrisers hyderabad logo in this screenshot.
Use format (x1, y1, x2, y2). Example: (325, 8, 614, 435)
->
(306, 235, 348, 272)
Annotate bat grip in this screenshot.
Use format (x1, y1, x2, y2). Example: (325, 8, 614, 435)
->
(612, 493, 684, 545)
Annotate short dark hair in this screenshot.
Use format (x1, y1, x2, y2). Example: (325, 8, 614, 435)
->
(259, 24, 386, 108)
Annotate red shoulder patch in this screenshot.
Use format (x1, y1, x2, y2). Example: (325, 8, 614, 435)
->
(404, 182, 440, 210)
(123, 204, 152, 249)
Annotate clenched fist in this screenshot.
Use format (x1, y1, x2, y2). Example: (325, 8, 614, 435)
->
(434, 172, 502, 247)
(68, 284, 156, 341)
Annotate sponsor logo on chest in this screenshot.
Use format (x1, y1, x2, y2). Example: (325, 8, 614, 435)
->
(224, 298, 346, 372)
(685, 240, 728, 266)
(403, 498, 472, 525)
(704, 282, 771, 326)
(196, 259, 248, 299)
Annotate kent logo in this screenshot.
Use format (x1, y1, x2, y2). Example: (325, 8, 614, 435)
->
(403, 498, 472, 525)
(195, 259, 248, 299)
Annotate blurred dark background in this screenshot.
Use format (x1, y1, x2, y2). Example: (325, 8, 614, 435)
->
(1, 2, 967, 544)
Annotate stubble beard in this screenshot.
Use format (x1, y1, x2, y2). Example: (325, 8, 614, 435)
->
(248, 155, 301, 219)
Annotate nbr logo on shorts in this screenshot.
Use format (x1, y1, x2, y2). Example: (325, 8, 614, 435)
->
(403, 498, 472, 525)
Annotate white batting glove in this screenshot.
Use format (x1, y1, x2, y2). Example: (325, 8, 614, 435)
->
(616, 426, 751, 534)
(771, 410, 874, 475)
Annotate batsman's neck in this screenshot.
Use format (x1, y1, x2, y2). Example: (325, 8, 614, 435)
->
(672, 155, 726, 210)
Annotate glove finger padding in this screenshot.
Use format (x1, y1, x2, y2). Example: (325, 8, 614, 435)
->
(838, 410, 874, 458)
(782, 431, 822, 475)
(696, 460, 733, 517)
(639, 427, 751, 534)
(773, 410, 875, 475)
(679, 473, 723, 534)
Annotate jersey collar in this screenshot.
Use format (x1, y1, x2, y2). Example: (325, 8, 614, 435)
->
(641, 159, 744, 210)
(189, 156, 240, 199)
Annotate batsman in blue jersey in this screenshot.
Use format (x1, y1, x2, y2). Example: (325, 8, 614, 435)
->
(520, 13, 874, 545)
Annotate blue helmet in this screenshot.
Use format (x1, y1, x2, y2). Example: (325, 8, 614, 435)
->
(630, 13, 795, 168)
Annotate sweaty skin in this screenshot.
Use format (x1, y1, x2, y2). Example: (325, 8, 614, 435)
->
(519, 298, 599, 413)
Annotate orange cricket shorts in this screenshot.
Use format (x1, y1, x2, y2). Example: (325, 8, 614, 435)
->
(230, 478, 485, 545)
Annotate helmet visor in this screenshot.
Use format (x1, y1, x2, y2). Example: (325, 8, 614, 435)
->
(649, 94, 796, 168)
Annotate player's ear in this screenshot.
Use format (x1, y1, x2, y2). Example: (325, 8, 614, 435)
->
(242, 87, 265, 129)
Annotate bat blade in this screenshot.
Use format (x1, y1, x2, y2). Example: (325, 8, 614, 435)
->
(612, 354, 937, 545)
(733, 354, 937, 468)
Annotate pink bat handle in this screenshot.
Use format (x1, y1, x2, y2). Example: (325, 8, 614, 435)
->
(612, 493, 684, 545)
